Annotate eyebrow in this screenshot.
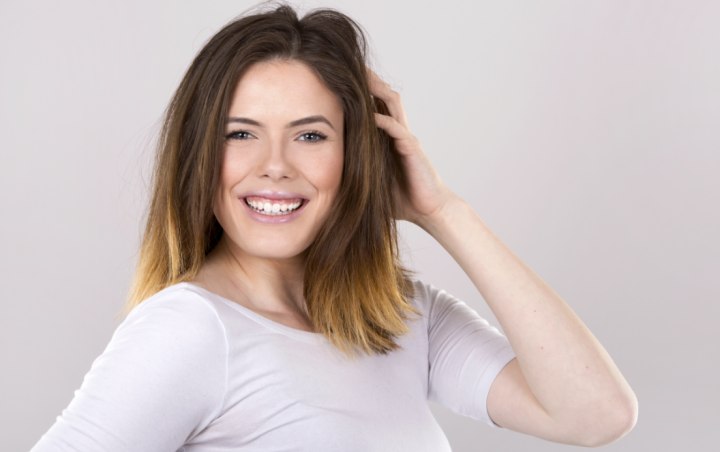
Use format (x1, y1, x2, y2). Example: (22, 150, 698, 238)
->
(226, 115, 336, 131)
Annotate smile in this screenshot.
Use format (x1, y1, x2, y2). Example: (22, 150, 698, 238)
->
(244, 196, 306, 216)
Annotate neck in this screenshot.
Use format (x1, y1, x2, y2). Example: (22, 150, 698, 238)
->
(198, 235, 308, 316)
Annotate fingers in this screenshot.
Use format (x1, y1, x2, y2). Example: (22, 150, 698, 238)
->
(367, 68, 409, 127)
(373, 112, 405, 138)
(374, 113, 416, 156)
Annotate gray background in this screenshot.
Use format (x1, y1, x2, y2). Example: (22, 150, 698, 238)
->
(1, 0, 718, 450)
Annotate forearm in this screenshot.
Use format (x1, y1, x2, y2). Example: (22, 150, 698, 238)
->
(417, 194, 636, 423)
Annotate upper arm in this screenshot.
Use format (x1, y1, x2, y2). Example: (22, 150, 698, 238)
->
(419, 280, 568, 439)
(32, 290, 228, 452)
(419, 281, 516, 427)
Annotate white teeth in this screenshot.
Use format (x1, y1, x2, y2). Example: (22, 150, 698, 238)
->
(246, 198, 303, 215)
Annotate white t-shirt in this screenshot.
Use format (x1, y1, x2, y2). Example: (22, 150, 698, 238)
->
(32, 280, 516, 452)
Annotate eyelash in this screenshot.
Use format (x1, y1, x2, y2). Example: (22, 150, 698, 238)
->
(224, 130, 328, 142)
(225, 130, 253, 140)
(297, 131, 328, 142)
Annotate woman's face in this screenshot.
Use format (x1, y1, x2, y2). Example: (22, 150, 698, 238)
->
(214, 59, 344, 262)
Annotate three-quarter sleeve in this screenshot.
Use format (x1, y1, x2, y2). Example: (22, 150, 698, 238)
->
(417, 281, 516, 427)
(32, 288, 229, 452)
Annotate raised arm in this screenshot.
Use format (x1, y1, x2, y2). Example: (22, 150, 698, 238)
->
(369, 70, 637, 447)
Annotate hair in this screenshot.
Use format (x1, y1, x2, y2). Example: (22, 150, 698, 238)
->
(126, 3, 419, 357)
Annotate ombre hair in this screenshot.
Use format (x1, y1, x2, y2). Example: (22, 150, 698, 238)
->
(127, 4, 418, 357)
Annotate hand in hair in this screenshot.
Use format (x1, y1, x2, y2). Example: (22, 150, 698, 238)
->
(368, 69, 455, 228)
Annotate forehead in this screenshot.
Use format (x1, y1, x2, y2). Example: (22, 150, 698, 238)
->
(228, 59, 343, 120)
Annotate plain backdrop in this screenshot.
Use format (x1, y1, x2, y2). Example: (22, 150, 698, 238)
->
(1, 0, 718, 450)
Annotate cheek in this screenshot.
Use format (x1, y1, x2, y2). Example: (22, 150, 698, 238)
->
(315, 145, 344, 189)
(313, 155, 343, 196)
(219, 153, 248, 183)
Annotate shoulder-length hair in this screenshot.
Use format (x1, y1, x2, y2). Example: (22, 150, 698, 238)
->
(127, 4, 418, 357)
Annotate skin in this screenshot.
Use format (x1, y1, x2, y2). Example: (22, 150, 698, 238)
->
(194, 60, 343, 330)
(368, 70, 638, 446)
(196, 58, 638, 446)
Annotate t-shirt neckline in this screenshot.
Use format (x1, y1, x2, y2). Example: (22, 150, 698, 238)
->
(177, 282, 327, 344)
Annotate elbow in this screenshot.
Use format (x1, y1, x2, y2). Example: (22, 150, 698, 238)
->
(574, 391, 639, 448)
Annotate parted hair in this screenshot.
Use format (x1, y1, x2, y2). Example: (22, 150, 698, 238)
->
(127, 3, 419, 357)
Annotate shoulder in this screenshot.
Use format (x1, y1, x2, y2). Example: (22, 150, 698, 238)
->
(31, 284, 230, 451)
(407, 278, 438, 308)
(114, 283, 229, 359)
(126, 283, 224, 326)
(408, 279, 506, 340)
(408, 278, 464, 319)
(100, 283, 229, 412)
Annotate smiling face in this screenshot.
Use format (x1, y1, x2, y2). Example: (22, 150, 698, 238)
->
(213, 59, 344, 263)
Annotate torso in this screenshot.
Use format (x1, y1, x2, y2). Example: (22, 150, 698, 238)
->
(175, 281, 453, 451)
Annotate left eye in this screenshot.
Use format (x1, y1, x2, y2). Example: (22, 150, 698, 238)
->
(297, 132, 327, 142)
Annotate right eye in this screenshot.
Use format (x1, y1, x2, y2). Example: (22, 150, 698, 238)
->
(225, 130, 253, 140)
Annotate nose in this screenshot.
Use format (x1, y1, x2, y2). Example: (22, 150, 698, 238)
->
(257, 139, 294, 181)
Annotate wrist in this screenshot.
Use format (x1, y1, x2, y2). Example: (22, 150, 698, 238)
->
(413, 192, 468, 236)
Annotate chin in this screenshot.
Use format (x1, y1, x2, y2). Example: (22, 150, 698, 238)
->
(236, 237, 313, 262)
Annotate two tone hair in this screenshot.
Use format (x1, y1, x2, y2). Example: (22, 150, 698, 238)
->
(127, 4, 417, 357)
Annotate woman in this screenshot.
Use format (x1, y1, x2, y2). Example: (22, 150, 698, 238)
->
(33, 5, 637, 451)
